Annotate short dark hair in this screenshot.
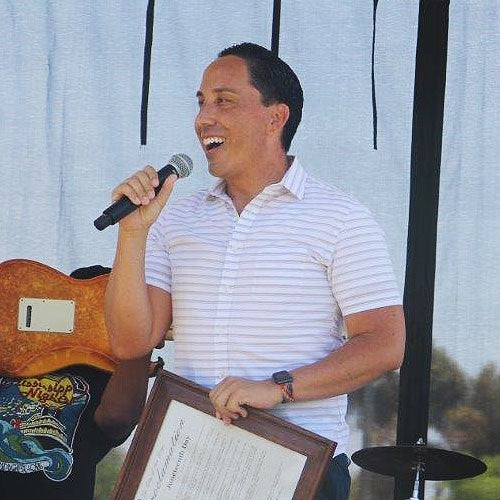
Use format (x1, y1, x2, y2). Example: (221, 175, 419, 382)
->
(218, 42, 303, 152)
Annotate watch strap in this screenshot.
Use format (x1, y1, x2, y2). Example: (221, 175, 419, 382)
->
(272, 370, 295, 403)
(279, 381, 295, 403)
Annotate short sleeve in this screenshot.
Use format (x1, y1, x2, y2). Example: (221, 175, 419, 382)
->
(145, 212, 172, 293)
(329, 204, 402, 316)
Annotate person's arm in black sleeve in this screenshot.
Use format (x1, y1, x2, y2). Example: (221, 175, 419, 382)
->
(93, 353, 152, 442)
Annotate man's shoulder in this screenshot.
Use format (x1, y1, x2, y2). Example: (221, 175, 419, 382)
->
(303, 174, 367, 214)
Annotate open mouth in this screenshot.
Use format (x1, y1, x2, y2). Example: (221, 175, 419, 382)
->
(203, 136, 225, 151)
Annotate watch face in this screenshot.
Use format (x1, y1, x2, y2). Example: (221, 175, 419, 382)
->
(273, 370, 293, 384)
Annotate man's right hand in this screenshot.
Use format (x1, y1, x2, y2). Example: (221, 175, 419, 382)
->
(111, 165, 177, 232)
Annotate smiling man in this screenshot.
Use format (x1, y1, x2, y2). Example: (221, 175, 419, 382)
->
(105, 42, 406, 500)
(194, 51, 292, 213)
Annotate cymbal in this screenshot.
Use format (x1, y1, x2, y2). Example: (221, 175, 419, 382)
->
(351, 445, 487, 480)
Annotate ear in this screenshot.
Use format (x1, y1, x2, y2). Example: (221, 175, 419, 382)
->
(267, 103, 290, 136)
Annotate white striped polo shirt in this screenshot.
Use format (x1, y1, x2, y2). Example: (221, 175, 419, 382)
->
(145, 157, 401, 456)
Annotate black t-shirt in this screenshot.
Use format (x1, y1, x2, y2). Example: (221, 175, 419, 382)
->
(0, 365, 123, 500)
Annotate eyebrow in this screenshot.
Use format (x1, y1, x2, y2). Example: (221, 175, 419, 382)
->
(196, 87, 238, 98)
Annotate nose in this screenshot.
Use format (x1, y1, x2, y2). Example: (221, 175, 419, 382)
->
(195, 102, 217, 129)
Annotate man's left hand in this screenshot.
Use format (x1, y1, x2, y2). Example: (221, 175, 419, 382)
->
(209, 377, 282, 424)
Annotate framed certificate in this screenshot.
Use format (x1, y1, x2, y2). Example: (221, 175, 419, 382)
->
(112, 370, 336, 500)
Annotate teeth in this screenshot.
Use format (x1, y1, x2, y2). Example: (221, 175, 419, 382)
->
(203, 137, 225, 147)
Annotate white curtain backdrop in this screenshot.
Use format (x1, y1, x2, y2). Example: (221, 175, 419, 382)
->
(434, 1, 500, 375)
(0, 0, 413, 282)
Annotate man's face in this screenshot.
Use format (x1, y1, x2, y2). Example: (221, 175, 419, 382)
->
(195, 55, 274, 180)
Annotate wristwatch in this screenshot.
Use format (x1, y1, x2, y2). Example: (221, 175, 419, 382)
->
(272, 370, 295, 403)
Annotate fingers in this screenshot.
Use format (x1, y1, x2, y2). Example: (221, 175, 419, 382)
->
(231, 402, 248, 419)
(153, 175, 177, 208)
(210, 378, 249, 423)
(209, 378, 282, 424)
(109, 165, 178, 231)
(112, 166, 159, 205)
(215, 404, 247, 424)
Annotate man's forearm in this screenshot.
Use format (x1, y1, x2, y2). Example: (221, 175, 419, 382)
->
(292, 305, 406, 401)
(292, 331, 404, 401)
(105, 227, 154, 359)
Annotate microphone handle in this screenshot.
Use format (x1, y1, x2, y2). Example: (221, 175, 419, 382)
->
(93, 164, 178, 231)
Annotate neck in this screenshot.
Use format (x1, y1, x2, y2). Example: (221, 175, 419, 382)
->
(226, 154, 292, 214)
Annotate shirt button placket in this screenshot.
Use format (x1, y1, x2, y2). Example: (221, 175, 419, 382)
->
(213, 204, 239, 384)
(213, 198, 260, 384)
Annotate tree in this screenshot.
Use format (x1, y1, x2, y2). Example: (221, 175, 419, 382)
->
(469, 364, 500, 455)
(349, 372, 400, 499)
(350, 349, 500, 498)
(441, 406, 490, 456)
(429, 348, 468, 428)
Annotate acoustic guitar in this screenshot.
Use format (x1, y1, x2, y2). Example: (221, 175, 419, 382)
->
(0, 259, 119, 377)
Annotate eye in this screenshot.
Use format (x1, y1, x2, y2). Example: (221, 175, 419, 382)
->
(216, 95, 235, 106)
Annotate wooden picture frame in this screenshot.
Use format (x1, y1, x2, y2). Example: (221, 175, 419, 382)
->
(112, 370, 336, 500)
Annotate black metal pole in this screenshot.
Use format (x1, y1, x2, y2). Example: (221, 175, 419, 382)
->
(395, 1, 450, 499)
(271, 0, 281, 55)
(141, 0, 155, 145)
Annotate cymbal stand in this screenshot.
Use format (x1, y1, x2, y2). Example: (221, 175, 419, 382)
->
(408, 438, 425, 500)
(408, 459, 423, 500)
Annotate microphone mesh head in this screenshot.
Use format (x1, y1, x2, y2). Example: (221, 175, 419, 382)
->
(169, 153, 193, 178)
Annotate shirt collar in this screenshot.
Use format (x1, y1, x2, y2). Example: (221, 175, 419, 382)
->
(279, 156, 307, 200)
(206, 177, 227, 200)
(205, 156, 307, 201)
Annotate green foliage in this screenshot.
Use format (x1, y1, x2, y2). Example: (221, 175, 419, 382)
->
(350, 372, 399, 428)
(435, 363, 500, 457)
(93, 447, 127, 500)
(429, 348, 468, 428)
(470, 364, 500, 455)
(372, 371, 400, 427)
(441, 405, 490, 456)
(446, 455, 500, 500)
(350, 348, 499, 498)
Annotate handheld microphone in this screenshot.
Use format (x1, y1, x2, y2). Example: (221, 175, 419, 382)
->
(94, 153, 193, 231)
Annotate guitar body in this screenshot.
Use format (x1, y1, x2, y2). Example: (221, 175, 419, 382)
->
(0, 259, 118, 377)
